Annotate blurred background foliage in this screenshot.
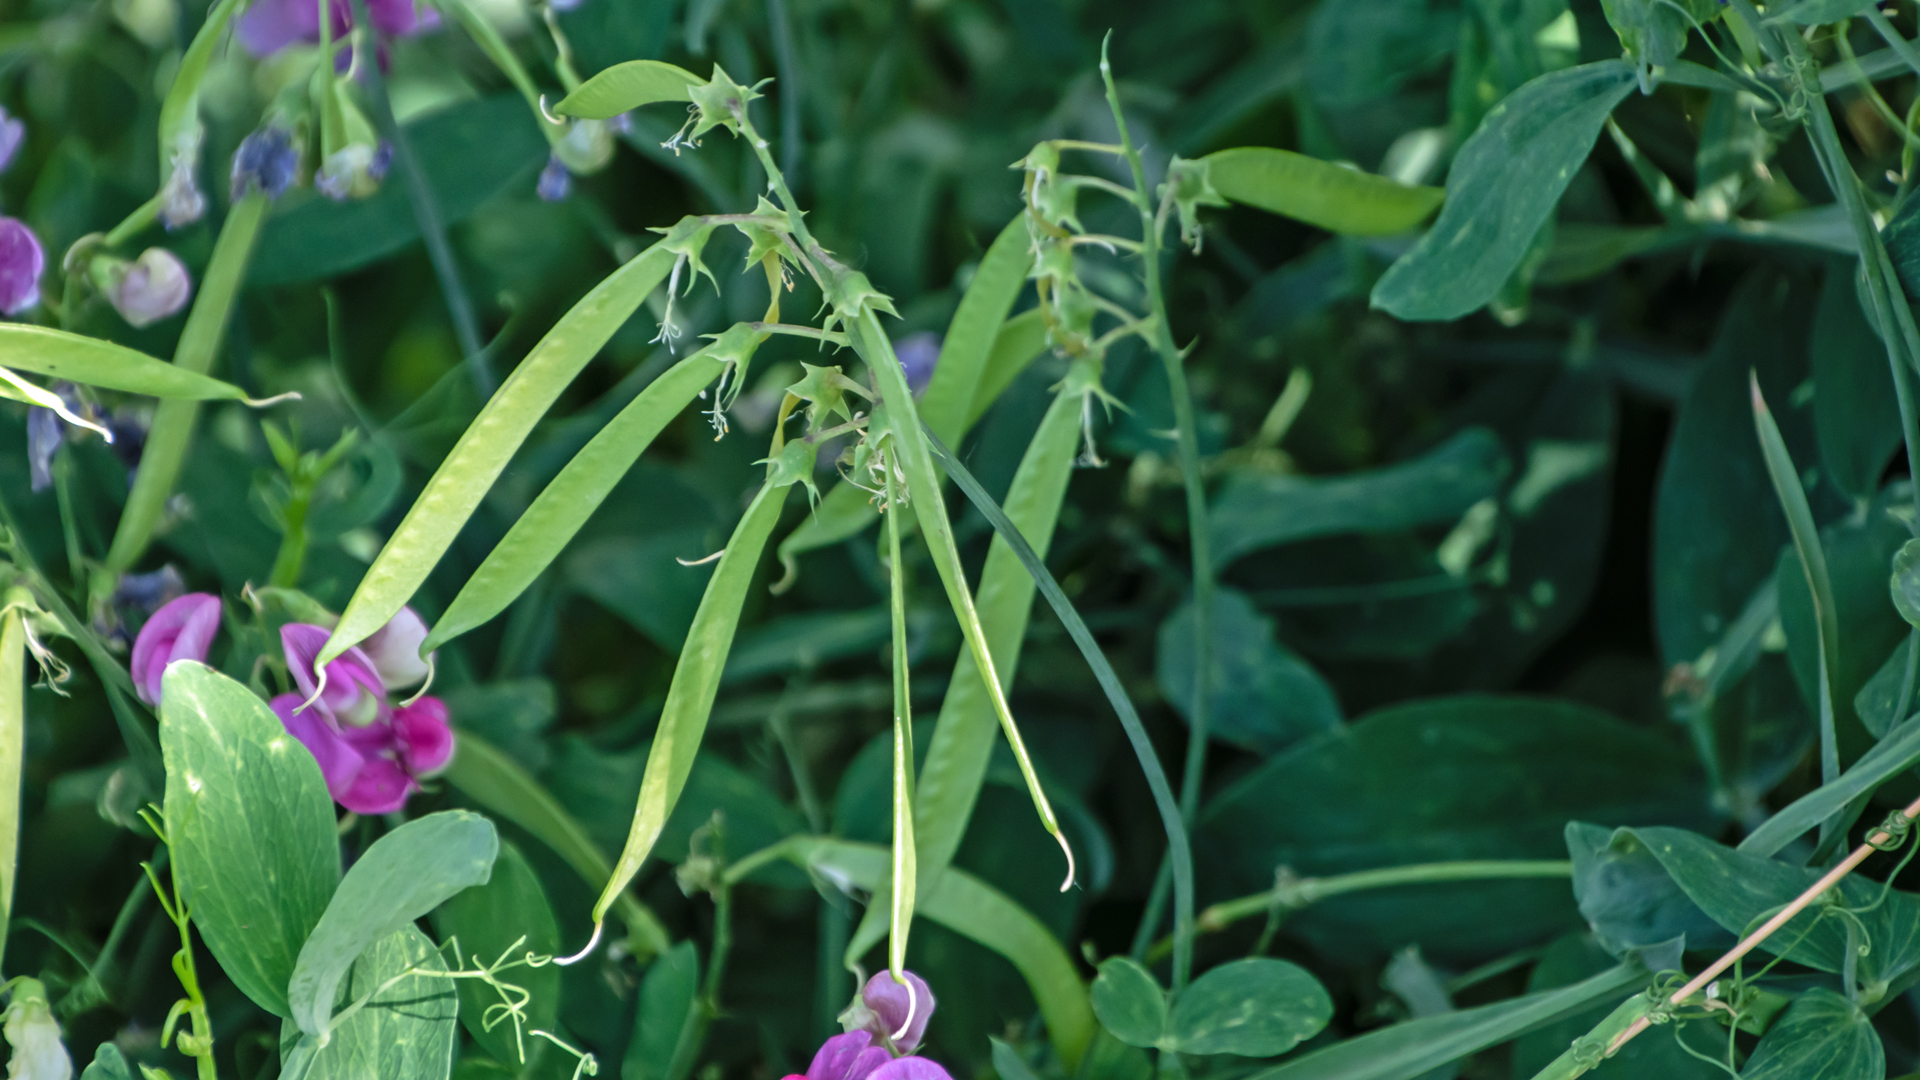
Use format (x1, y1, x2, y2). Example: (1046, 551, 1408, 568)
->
(7, 0, 1918, 1075)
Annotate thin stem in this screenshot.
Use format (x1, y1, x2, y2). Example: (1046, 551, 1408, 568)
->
(159, 841, 218, 1080)
(1099, 35, 1206, 993)
(768, 676, 825, 833)
(764, 0, 803, 188)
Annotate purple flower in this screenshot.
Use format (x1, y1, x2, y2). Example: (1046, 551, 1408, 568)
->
(893, 333, 940, 396)
(359, 606, 433, 691)
(782, 1033, 953, 1080)
(237, 0, 435, 56)
(281, 623, 388, 727)
(231, 128, 300, 202)
(537, 154, 572, 202)
(0, 108, 25, 175)
(130, 593, 222, 705)
(859, 971, 935, 1053)
(0, 218, 45, 315)
(93, 248, 192, 329)
(271, 691, 454, 814)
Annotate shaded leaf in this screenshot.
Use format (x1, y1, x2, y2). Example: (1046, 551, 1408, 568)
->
(1167, 958, 1332, 1056)
(429, 841, 560, 1069)
(1091, 958, 1166, 1049)
(1156, 587, 1341, 754)
(624, 941, 701, 1080)
(1811, 260, 1902, 501)
(1740, 988, 1884, 1080)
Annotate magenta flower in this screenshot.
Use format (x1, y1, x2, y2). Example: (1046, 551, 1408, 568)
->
(359, 606, 433, 691)
(130, 593, 222, 705)
(782, 1033, 952, 1080)
(280, 623, 387, 727)
(859, 971, 935, 1053)
(271, 692, 454, 815)
(0, 218, 44, 315)
(237, 0, 434, 57)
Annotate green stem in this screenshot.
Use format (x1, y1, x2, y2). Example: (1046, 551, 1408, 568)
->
(268, 490, 310, 588)
(101, 192, 165, 250)
(1098, 36, 1206, 993)
(159, 840, 218, 1080)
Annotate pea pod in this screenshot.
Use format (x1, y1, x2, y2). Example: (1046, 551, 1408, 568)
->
(580, 445, 809, 937)
(881, 448, 917, 988)
(315, 240, 684, 676)
(1198, 147, 1444, 235)
(964, 307, 1049, 429)
(553, 59, 705, 120)
(105, 192, 269, 576)
(849, 358, 1087, 964)
(0, 604, 22, 975)
(422, 327, 760, 654)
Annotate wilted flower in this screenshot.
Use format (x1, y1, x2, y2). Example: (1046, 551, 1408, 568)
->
(129, 592, 221, 706)
(0, 218, 45, 315)
(359, 606, 433, 691)
(97, 564, 186, 643)
(857, 971, 935, 1053)
(893, 333, 940, 396)
(281, 623, 388, 727)
(25, 383, 86, 492)
(157, 125, 205, 230)
(537, 154, 572, 202)
(237, 0, 434, 57)
(0, 108, 25, 176)
(231, 127, 300, 202)
(3, 978, 72, 1080)
(316, 141, 391, 201)
(92, 248, 192, 328)
(272, 691, 454, 814)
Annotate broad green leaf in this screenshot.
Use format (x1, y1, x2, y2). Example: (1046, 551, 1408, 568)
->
(160, 662, 339, 1018)
(1166, 958, 1332, 1056)
(1090, 958, 1166, 1049)
(1856, 637, 1915, 737)
(1248, 961, 1646, 1080)
(318, 238, 684, 673)
(1202, 148, 1443, 236)
(282, 926, 459, 1080)
(1202, 696, 1712, 958)
(566, 527, 717, 652)
(429, 841, 559, 1068)
(1210, 427, 1511, 565)
(552, 59, 703, 120)
(1762, 0, 1874, 24)
(1740, 988, 1883, 1080)
(625, 942, 701, 1080)
(0, 326, 249, 401)
(1565, 822, 1729, 955)
(1894, 539, 1920, 628)
(251, 96, 547, 285)
(1741, 702, 1920, 856)
(1305, 0, 1461, 108)
(1372, 61, 1637, 321)
(1811, 260, 1902, 501)
(1621, 825, 1920, 988)
(289, 811, 498, 1038)
(441, 730, 671, 958)
(1156, 587, 1341, 754)
(1510, 933, 1723, 1080)
(1600, 0, 1719, 68)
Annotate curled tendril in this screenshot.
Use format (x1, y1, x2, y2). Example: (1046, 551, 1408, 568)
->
(1869, 811, 1913, 852)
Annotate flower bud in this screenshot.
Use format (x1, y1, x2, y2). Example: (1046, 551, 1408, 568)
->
(315, 141, 391, 201)
(537, 154, 572, 202)
(92, 248, 192, 329)
(231, 127, 300, 202)
(0, 217, 45, 315)
(3, 979, 72, 1080)
(858, 970, 934, 1052)
(552, 118, 614, 175)
(892, 333, 940, 397)
(130, 592, 222, 706)
(157, 124, 206, 230)
(359, 606, 433, 690)
(0, 107, 25, 176)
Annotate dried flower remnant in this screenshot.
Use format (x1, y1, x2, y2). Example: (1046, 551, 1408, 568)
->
(537, 153, 572, 201)
(0, 108, 25, 176)
(231, 127, 300, 201)
(157, 124, 205, 229)
(129, 592, 222, 706)
(92, 247, 192, 328)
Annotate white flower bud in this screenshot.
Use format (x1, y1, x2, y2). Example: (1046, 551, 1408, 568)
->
(5, 980, 72, 1080)
(361, 606, 433, 691)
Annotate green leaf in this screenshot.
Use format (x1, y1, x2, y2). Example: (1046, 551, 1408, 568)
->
(992, 1037, 1046, 1080)
(1201, 148, 1443, 236)
(1811, 260, 1903, 501)
(1894, 539, 1920, 628)
(1249, 961, 1647, 1080)
(1371, 61, 1637, 321)
(1090, 958, 1167, 1049)
(1202, 696, 1713, 958)
(1855, 636, 1915, 738)
(80, 1043, 134, 1080)
(1305, 0, 1461, 108)
(1600, 0, 1719, 68)
(1210, 428, 1510, 566)
(251, 96, 547, 285)
(1742, 693, 1920, 856)
(1156, 587, 1341, 754)
(160, 662, 339, 1018)
(1565, 822, 1729, 955)
(283, 926, 459, 1080)
(288, 811, 498, 1038)
(1166, 958, 1332, 1056)
(624, 942, 701, 1080)
(1761, 0, 1874, 25)
(1740, 989, 1883, 1080)
(552, 59, 703, 120)
(428, 841, 559, 1068)
(0, 326, 249, 401)
(722, 607, 891, 684)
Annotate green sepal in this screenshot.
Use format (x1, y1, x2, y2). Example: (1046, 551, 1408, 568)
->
(1163, 156, 1229, 252)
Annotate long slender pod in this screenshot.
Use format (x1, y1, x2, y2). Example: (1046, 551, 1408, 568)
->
(853, 306, 1075, 890)
(0, 603, 22, 975)
(422, 329, 754, 654)
(104, 193, 269, 576)
(849, 361, 1085, 963)
(882, 449, 917, 990)
(316, 239, 685, 675)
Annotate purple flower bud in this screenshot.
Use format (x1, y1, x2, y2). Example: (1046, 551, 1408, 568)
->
(359, 606, 432, 690)
(95, 248, 192, 329)
(281, 623, 388, 727)
(130, 593, 222, 705)
(111, 565, 185, 616)
(0, 108, 25, 176)
(0, 218, 45, 315)
(893, 333, 940, 396)
(158, 128, 206, 230)
(860, 970, 935, 1052)
(231, 128, 300, 202)
(537, 154, 572, 202)
(794, 1033, 889, 1080)
(26, 402, 62, 493)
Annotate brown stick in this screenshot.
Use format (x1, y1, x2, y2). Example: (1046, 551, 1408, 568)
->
(1606, 792, 1920, 1055)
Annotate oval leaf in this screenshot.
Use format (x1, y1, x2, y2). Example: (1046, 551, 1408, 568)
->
(554, 59, 703, 120)
(1371, 61, 1637, 321)
(161, 662, 339, 1018)
(1893, 538, 1920, 628)
(1740, 988, 1883, 1080)
(1167, 958, 1332, 1057)
(281, 926, 459, 1080)
(1203, 148, 1443, 236)
(0, 325, 248, 400)
(288, 811, 498, 1037)
(1091, 958, 1167, 1049)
